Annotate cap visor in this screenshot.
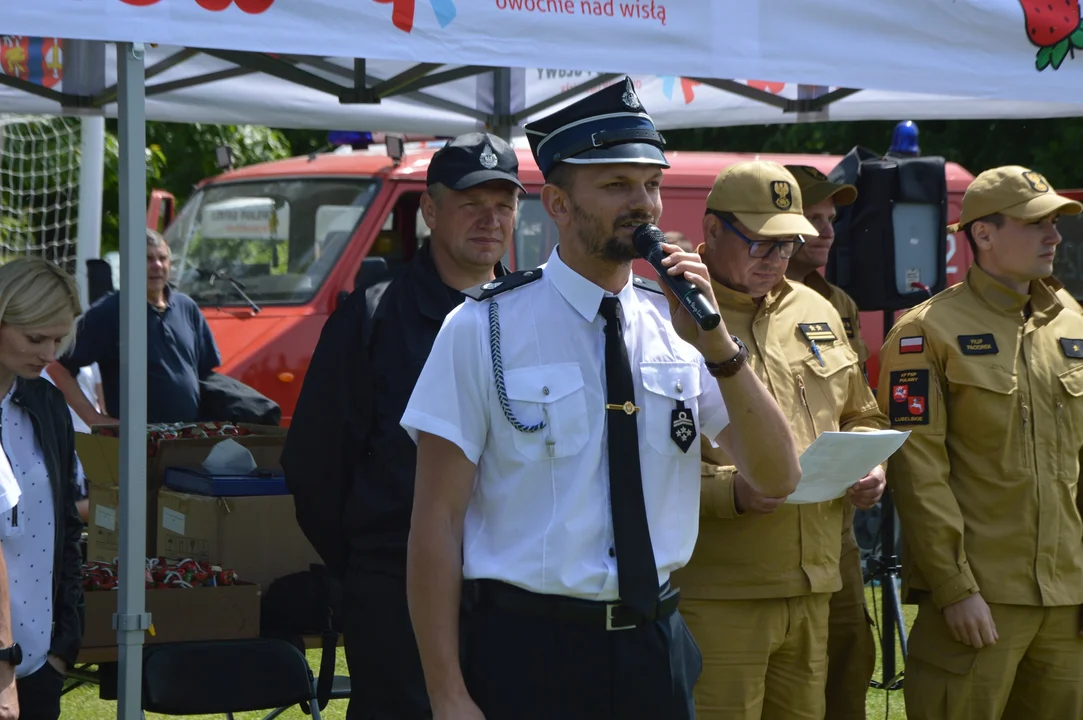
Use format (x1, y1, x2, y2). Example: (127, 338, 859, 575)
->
(561, 142, 670, 169)
(733, 211, 818, 238)
(446, 169, 525, 192)
(1002, 193, 1083, 221)
(804, 182, 857, 207)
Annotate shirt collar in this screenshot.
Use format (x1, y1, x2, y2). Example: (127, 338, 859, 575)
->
(415, 241, 511, 321)
(966, 263, 1064, 322)
(546, 246, 637, 322)
(800, 270, 833, 301)
(711, 276, 790, 314)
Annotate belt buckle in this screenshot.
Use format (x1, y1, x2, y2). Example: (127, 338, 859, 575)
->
(605, 603, 636, 631)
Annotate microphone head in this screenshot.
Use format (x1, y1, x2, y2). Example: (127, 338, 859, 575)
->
(632, 223, 665, 257)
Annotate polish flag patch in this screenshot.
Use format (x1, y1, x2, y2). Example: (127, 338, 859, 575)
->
(899, 336, 924, 354)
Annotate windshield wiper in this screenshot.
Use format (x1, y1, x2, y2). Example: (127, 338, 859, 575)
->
(194, 267, 261, 314)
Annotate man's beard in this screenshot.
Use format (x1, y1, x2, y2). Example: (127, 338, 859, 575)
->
(570, 199, 654, 263)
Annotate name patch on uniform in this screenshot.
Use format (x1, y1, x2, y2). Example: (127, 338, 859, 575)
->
(899, 336, 924, 354)
(842, 317, 854, 339)
(957, 334, 998, 356)
(888, 369, 930, 426)
(798, 323, 837, 344)
(1061, 338, 1083, 358)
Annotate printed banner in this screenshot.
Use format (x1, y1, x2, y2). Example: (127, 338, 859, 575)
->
(0, 0, 1082, 103)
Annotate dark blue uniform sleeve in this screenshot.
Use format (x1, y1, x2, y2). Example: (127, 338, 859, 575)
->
(282, 289, 372, 575)
(59, 296, 115, 375)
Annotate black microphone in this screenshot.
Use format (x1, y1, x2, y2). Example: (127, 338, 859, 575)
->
(632, 223, 721, 331)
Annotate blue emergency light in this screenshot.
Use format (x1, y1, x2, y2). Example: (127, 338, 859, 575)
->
(328, 131, 373, 148)
(889, 121, 920, 157)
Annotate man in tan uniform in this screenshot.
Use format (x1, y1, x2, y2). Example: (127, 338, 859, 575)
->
(786, 164, 878, 720)
(675, 160, 889, 720)
(878, 165, 1083, 719)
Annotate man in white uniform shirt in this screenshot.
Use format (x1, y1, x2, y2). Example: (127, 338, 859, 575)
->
(402, 78, 802, 720)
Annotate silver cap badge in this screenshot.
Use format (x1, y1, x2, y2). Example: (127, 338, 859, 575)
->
(479, 144, 499, 169)
(622, 78, 641, 109)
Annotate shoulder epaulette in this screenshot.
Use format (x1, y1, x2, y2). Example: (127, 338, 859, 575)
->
(463, 268, 543, 301)
(632, 275, 664, 295)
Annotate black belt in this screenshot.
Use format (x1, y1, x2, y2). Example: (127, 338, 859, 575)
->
(473, 580, 681, 632)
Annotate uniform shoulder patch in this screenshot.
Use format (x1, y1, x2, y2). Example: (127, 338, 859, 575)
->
(462, 268, 543, 301)
(632, 275, 664, 294)
(957, 333, 998, 356)
(841, 317, 855, 339)
(798, 322, 838, 344)
(888, 369, 930, 426)
(1061, 338, 1083, 358)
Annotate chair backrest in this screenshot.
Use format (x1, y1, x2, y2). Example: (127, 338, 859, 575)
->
(142, 638, 315, 715)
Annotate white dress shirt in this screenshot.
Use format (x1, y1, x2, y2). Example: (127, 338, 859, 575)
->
(401, 247, 730, 601)
(0, 383, 54, 677)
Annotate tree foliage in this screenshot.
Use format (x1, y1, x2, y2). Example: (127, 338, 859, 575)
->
(87, 116, 1083, 256)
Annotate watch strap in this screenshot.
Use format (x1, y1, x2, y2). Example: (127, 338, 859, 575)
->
(704, 336, 749, 378)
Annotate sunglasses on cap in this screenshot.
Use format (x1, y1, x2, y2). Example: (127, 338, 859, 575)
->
(711, 212, 805, 260)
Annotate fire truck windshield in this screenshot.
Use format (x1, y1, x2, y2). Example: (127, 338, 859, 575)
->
(165, 178, 379, 306)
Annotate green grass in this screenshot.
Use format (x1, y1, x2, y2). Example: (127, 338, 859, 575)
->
(60, 585, 918, 719)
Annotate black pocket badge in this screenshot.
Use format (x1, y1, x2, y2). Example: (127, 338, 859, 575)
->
(671, 400, 697, 453)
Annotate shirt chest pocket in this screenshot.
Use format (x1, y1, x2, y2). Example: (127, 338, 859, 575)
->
(1055, 364, 1083, 460)
(502, 363, 589, 461)
(945, 359, 1017, 449)
(640, 362, 702, 456)
(794, 343, 857, 428)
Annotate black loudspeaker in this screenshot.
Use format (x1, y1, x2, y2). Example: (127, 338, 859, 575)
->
(827, 146, 949, 311)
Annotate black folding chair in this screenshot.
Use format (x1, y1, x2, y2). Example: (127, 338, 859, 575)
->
(141, 638, 323, 719)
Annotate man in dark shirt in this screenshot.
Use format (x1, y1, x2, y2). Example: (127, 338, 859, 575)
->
(282, 132, 522, 720)
(49, 229, 220, 425)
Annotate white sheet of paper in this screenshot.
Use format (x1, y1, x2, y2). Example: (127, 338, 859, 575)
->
(785, 430, 911, 504)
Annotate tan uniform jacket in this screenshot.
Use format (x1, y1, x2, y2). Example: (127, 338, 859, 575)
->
(802, 271, 871, 365)
(878, 265, 1083, 609)
(801, 272, 870, 557)
(673, 279, 887, 600)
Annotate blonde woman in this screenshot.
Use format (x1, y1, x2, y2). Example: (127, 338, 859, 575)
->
(0, 258, 84, 720)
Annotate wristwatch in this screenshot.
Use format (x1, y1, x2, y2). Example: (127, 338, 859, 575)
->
(705, 336, 750, 378)
(0, 643, 22, 667)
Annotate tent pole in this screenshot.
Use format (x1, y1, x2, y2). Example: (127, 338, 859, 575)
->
(75, 115, 105, 310)
(491, 67, 512, 141)
(115, 41, 150, 720)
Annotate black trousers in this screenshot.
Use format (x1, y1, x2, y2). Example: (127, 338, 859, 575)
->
(464, 588, 703, 720)
(343, 570, 431, 720)
(15, 662, 64, 720)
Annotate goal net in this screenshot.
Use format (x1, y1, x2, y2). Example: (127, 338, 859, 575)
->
(0, 114, 80, 273)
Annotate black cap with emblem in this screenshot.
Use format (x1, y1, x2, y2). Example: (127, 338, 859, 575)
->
(525, 76, 669, 179)
(427, 132, 524, 192)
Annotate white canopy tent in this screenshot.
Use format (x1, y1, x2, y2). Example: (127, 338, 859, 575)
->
(1, 1, 1082, 717)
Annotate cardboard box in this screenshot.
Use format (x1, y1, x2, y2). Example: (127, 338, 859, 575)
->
(81, 582, 261, 649)
(157, 490, 320, 590)
(86, 484, 120, 563)
(76, 428, 288, 558)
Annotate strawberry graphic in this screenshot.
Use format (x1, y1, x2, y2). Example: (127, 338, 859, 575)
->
(1020, 0, 1083, 71)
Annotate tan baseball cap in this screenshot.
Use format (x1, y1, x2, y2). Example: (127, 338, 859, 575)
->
(948, 165, 1083, 232)
(785, 164, 858, 207)
(706, 161, 818, 238)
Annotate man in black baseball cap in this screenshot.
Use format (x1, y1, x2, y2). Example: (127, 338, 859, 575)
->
(283, 131, 520, 720)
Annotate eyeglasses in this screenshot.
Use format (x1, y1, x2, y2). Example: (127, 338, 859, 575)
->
(713, 213, 805, 259)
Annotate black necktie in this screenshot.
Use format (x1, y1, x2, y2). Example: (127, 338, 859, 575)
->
(599, 296, 657, 616)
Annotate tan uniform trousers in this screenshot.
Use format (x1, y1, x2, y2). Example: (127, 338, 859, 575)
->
(905, 596, 1083, 720)
(825, 543, 876, 720)
(682, 593, 831, 720)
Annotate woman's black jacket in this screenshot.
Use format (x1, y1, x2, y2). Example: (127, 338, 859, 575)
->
(9, 378, 83, 665)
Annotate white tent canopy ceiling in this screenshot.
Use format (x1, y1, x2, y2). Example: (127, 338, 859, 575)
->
(2, 1, 1083, 133)
(2, 1, 1083, 719)
(3, 45, 1083, 132)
